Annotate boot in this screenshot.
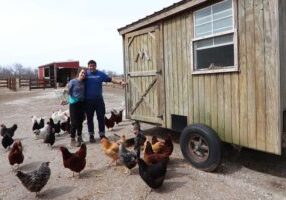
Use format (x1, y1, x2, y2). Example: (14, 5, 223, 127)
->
(70, 138, 76, 147)
(76, 136, 83, 147)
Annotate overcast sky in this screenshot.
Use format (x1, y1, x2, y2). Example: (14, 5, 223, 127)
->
(0, 0, 180, 74)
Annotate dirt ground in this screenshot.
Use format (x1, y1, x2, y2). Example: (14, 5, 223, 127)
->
(1, 87, 286, 200)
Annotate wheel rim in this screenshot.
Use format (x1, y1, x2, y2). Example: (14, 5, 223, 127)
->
(188, 133, 209, 163)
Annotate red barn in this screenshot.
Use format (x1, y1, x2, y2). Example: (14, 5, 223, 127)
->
(38, 61, 80, 87)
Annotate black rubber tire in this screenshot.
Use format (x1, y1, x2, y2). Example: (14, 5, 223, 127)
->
(180, 124, 222, 172)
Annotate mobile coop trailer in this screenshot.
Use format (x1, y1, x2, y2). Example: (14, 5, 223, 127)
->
(118, 0, 286, 171)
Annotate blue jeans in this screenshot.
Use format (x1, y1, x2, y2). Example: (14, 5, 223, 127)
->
(84, 98, 106, 137)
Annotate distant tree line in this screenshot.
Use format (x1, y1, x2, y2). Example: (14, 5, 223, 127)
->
(101, 70, 123, 78)
(0, 64, 38, 78)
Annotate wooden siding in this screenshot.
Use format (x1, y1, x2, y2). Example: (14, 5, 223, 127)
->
(279, 0, 286, 147)
(162, 0, 281, 154)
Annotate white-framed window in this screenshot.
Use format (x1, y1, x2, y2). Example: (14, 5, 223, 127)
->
(192, 0, 237, 74)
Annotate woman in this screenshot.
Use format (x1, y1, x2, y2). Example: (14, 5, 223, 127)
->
(67, 69, 86, 147)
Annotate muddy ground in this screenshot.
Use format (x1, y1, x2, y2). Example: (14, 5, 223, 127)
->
(0, 87, 286, 200)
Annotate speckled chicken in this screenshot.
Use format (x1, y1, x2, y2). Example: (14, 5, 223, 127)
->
(119, 135, 137, 174)
(16, 162, 51, 196)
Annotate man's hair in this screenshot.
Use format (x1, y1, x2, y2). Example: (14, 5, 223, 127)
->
(88, 60, 97, 66)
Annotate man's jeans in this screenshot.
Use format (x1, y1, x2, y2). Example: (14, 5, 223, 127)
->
(85, 98, 105, 137)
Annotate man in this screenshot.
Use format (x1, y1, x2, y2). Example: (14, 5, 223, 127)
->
(85, 60, 125, 143)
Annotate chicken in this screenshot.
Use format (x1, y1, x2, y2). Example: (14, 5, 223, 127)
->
(110, 109, 123, 124)
(118, 135, 137, 174)
(143, 141, 169, 165)
(137, 148, 168, 189)
(60, 144, 86, 177)
(60, 117, 71, 134)
(134, 130, 146, 151)
(157, 134, 174, 156)
(33, 124, 51, 139)
(8, 140, 24, 168)
(143, 136, 164, 154)
(2, 134, 14, 149)
(0, 124, 17, 138)
(104, 116, 115, 130)
(43, 126, 56, 147)
(16, 162, 51, 197)
(100, 137, 119, 165)
(31, 116, 44, 131)
(52, 109, 68, 124)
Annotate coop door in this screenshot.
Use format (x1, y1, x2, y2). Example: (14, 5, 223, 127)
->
(125, 25, 164, 125)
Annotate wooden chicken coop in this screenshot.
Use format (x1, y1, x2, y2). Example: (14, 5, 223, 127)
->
(118, 0, 286, 171)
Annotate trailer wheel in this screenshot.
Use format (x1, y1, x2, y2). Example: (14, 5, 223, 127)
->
(180, 124, 222, 172)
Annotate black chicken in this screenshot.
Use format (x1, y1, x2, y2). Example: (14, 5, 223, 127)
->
(2, 134, 14, 149)
(44, 119, 56, 146)
(110, 109, 123, 124)
(0, 124, 17, 138)
(137, 148, 168, 189)
(32, 118, 44, 131)
(104, 116, 115, 130)
(16, 162, 51, 196)
(60, 117, 71, 134)
(119, 135, 137, 174)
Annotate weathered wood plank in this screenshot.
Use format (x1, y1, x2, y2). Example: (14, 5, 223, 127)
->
(176, 16, 183, 115)
(172, 18, 179, 115)
(205, 75, 211, 127)
(181, 14, 188, 117)
(217, 74, 225, 140)
(231, 73, 240, 145)
(254, 0, 266, 151)
(224, 74, 232, 143)
(238, 0, 248, 147)
(245, 0, 257, 149)
(211, 74, 218, 132)
(193, 76, 200, 124)
(199, 76, 205, 123)
(264, 0, 280, 154)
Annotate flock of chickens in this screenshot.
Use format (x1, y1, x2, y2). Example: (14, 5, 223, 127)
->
(0, 109, 174, 197)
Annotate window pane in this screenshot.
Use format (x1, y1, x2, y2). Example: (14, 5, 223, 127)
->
(195, 23, 212, 37)
(213, 17, 233, 33)
(213, 0, 232, 15)
(195, 7, 211, 25)
(214, 34, 233, 45)
(195, 44, 234, 69)
(195, 38, 213, 49)
(213, 9, 232, 20)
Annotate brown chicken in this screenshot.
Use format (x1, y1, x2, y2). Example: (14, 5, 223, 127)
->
(144, 141, 169, 165)
(157, 134, 174, 156)
(100, 137, 119, 165)
(8, 140, 24, 168)
(143, 136, 164, 154)
(60, 144, 86, 177)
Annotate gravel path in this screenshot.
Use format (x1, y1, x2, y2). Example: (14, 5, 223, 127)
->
(0, 87, 286, 200)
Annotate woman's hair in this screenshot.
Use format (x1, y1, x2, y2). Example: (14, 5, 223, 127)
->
(73, 68, 86, 79)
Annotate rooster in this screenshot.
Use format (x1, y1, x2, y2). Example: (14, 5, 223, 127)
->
(16, 162, 51, 197)
(60, 144, 86, 177)
(8, 140, 24, 169)
(137, 148, 167, 189)
(100, 137, 119, 166)
(144, 141, 169, 165)
(110, 109, 123, 124)
(0, 124, 17, 138)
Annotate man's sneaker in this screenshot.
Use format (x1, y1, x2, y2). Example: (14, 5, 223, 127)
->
(89, 135, 96, 143)
(70, 138, 76, 147)
(76, 136, 83, 147)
